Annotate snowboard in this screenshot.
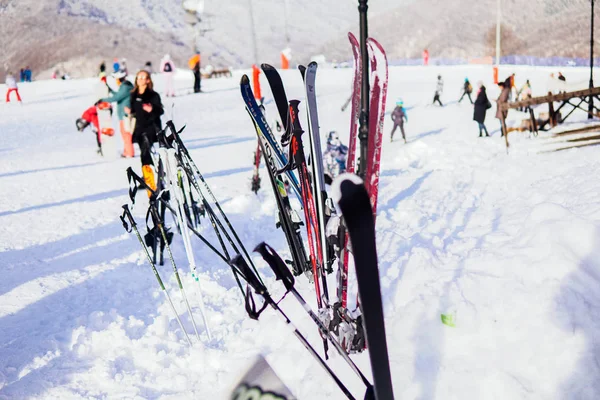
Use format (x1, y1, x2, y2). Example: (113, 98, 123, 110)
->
(96, 101, 117, 159)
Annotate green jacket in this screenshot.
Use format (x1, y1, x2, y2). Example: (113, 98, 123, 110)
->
(101, 80, 133, 120)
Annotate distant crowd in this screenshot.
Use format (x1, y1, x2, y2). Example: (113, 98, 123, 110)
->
(414, 70, 571, 139)
(71, 53, 204, 195)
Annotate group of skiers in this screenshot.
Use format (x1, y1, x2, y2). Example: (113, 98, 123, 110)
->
(431, 74, 475, 106)
(19, 67, 32, 82)
(76, 54, 201, 190)
(73, 52, 207, 197)
(76, 67, 164, 193)
(424, 72, 537, 138)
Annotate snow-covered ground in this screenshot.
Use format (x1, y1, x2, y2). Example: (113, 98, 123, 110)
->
(1, 64, 599, 399)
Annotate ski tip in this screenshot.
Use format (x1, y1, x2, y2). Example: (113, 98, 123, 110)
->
(241, 74, 250, 85)
(348, 31, 357, 41)
(261, 63, 275, 71)
(330, 173, 364, 205)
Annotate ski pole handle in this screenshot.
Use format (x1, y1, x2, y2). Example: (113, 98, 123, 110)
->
(166, 120, 186, 137)
(231, 255, 266, 295)
(126, 167, 155, 198)
(288, 100, 303, 134)
(231, 255, 269, 320)
(166, 120, 177, 136)
(120, 204, 136, 232)
(254, 242, 295, 292)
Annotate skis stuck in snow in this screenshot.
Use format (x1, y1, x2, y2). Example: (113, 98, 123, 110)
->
(117, 28, 393, 400)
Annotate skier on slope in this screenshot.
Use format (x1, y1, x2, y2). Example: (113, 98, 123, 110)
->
(125, 70, 164, 195)
(99, 62, 107, 83)
(75, 106, 103, 154)
(390, 98, 408, 143)
(473, 81, 491, 137)
(459, 78, 473, 104)
(503, 73, 516, 100)
(99, 70, 135, 157)
(323, 131, 348, 184)
(5, 71, 22, 103)
(495, 81, 511, 136)
(433, 75, 444, 106)
(517, 80, 532, 112)
(160, 54, 176, 97)
(189, 53, 201, 93)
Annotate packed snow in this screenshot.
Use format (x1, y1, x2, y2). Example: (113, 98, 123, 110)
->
(1, 63, 599, 399)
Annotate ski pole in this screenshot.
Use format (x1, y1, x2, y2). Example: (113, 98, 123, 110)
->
(230, 255, 356, 400)
(149, 203, 201, 342)
(161, 148, 212, 340)
(120, 205, 193, 347)
(126, 167, 229, 264)
(255, 242, 372, 389)
(166, 121, 263, 285)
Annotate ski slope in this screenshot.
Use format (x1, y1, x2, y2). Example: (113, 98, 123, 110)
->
(1, 64, 599, 399)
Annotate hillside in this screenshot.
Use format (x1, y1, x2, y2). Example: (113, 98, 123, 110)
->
(0, 0, 598, 81)
(0, 0, 398, 81)
(321, 0, 598, 62)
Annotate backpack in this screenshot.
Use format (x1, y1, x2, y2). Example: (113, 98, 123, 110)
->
(163, 62, 172, 72)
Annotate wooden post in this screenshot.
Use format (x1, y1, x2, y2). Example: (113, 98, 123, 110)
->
(502, 111, 509, 149)
(548, 94, 557, 128)
(529, 108, 538, 137)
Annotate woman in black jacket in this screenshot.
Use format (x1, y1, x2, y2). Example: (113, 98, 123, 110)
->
(473, 82, 491, 137)
(126, 70, 164, 192)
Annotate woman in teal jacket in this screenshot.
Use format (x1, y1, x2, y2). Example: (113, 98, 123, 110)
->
(101, 70, 135, 157)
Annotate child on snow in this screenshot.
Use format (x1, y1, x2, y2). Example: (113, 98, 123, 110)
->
(323, 131, 349, 184)
(5, 72, 22, 103)
(75, 105, 103, 155)
(459, 78, 473, 104)
(517, 80, 532, 112)
(160, 54, 176, 97)
(433, 75, 443, 106)
(390, 98, 408, 143)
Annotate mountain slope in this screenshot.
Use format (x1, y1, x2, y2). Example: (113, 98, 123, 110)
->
(1, 0, 597, 81)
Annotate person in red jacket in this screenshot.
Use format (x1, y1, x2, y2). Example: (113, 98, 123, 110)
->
(422, 49, 430, 66)
(76, 106, 102, 154)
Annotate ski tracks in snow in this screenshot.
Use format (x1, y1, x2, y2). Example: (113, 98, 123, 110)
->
(373, 93, 600, 398)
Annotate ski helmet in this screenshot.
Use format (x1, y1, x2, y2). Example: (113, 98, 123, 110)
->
(328, 131, 339, 141)
(75, 118, 89, 132)
(396, 98, 403, 106)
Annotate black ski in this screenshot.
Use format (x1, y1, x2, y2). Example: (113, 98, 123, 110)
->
(332, 174, 394, 400)
(261, 63, 292, 146)
(241, 75, 310, 277)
